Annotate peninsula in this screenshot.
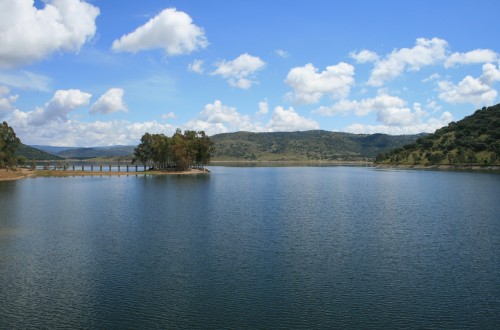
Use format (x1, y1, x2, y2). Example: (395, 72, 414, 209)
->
(1, 125, 213, 180)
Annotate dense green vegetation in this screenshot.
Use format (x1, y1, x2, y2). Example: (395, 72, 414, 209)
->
(28, 145, 135, 159)
(0, 121, 21, 168)
(211, 130, 423, 161)
(28, 131, 422, 162)
(376, 104, 500, 166)
(133, 129, 214, 170)
(55, 146, 135, 159)
(1, 122, 61, 166)
(16, 144, 63, 161)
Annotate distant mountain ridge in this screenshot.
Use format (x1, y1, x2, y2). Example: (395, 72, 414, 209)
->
(56, 146, 136, 158)
(210, 130, 425, 161)
(31, 145, 136, 159)
(18, 102, 500, 163)
(15, 144, 63, 161)
(375, 103, 500, 166)
(30, 145, 77, 154)
(26, 132, 423, 161)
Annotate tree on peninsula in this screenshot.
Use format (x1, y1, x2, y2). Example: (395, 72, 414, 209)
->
(0, 121, 21, 169)
(133, 129, 214, 171)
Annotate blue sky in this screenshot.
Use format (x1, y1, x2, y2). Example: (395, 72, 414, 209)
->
(0, 0, 499, 146)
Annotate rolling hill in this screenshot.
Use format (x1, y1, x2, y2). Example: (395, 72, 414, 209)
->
(55, 146, 136, 159)
(31, 145, 136, 159)
(27, 132, 423, 162)
(210, 131, 424, 161)
(15, 144, 62, 161)
(375, 103, 500, 166)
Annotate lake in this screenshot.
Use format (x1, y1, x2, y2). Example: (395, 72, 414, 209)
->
(0, 166, 499, 328)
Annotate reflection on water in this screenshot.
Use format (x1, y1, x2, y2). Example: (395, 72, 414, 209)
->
(0, 167, 499, 328)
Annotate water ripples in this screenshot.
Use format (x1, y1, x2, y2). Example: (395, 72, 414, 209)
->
(0, 167, 499, 328)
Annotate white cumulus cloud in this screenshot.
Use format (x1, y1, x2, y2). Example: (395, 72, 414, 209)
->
(188, 59, 205, 74)
(162, 112, 176, 119)
(345, 112, 453, 135)
(349, 50, 379, 63)
(211, 53, 265, 89)
(0, 86, 19, 114)
(445, 49, 498, 68)
(43, 89, 92, 122)
(266, 106, 319, 131)
(367, 37, 448, 86)
(10, 89, 91, 126)
(6, 89, 173, 145)
(313, 94, 452, 133)
(438, 77, 496, 106)
(422, 73, 441, 83)
(9, 118, 173, 146)
(257, 99, 269, 116)
(275, 49, 289, 58)
(285, 62, 355, 104)
(91, 88, 128, 115)
(438, 63, 500, 106)
(184, 100, 318, 135)
(184, 100, 258, 134)
(111, 8, 208, 55)
(0, 0, 99, 68)
(480, 63, 500, 85)
(313, 94, 408, 118)
(376, 103, 425, 126)
(426, 99, 442, 112)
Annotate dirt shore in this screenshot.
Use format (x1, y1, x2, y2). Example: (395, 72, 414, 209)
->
(0, 169, 35, 181)
(0, 168, 209, 181)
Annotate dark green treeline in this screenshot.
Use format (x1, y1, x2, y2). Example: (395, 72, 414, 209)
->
(133, 129, 214, 171)
(0, 121, 21, 169)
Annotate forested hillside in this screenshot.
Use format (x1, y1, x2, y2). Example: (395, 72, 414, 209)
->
(22, 131, 425, 162)
(15, 144, 62, 161)
(211, 131, 424, 161)
(375, 104, 500, 166)
(55, 146, 135, 159)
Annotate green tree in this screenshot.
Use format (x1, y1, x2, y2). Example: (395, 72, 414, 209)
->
(194, 131, 214, 168)
(374, 152, 387, 163)
(133, 133, 155, 168)
(17, 156, 27, 167)
(171, 129, 191, 171)
(0, 121, 21, 169)
(133, 129, 214, 171)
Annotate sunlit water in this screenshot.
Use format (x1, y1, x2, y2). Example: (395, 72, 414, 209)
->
(1, 167, 499, 328)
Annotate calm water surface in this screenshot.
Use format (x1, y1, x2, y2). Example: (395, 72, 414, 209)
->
(0, 167, 499, 328)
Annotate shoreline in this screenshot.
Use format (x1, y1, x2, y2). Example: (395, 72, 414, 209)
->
(0, 168, 210, 181)
(2, 162, 499, 181)
(209, 160, 373, 166)
(374, 163, 500, 172)
(211, 160, 500, 172)
(0, 169, 35, 181)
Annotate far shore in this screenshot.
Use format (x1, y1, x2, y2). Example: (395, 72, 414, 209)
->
(211, 160, 500, 172)
(374, 163, 500, 172)
(209, 160, 374, 166)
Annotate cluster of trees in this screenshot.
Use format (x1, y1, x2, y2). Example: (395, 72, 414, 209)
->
(133, 129, 214, 171)
(0, 121, 21, 169)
